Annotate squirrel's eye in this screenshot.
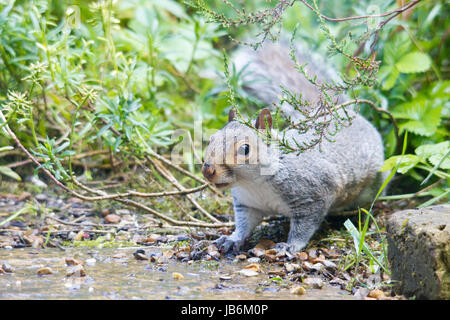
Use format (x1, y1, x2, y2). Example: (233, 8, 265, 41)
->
(238, 144, 250, 156)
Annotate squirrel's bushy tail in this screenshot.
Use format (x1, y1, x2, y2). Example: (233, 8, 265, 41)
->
(233, 41, 346, 119)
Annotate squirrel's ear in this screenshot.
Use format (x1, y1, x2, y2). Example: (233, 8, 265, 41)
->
(255, 108, 272, 130)
(228, 108, 236, 122)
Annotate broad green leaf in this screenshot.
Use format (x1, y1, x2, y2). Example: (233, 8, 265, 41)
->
(0, 166, 22, 181)
(381, 154, 420, 174)
(382, 67, 399, 91)
(416, 141, 450, 169)
(396, 52, 431, 73)
(392, 97, 442, 136)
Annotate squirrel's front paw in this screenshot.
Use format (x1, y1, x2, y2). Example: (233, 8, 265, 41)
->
(214, 235, 244, 253)
(274, 241, 306, 255)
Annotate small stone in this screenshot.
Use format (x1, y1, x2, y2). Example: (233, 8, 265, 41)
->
(100, 208, 111, 217)
(311, 263, 325, 272)
(284, 263, 301, 273)
(219, 274, 232, 281)
(303, 277, 323, 289)
(247, 257, 261, 264)
(134, 253, 149, 261)
(308, 248, 318, 259)
(85, 258, 96, 266)
(368, 289, 385, 299)
(65, 257, 83, 266)
(236, 254, 247, 261)
(297, 251, 308, 261)
(239, 269, 259, 277)
(37, 267, 54, 275)
(2, 262, 14, 273)
(66, 264, 86, 277)
(112, 252, 127, 259)
(172, 272, 184, 280)
(265, 248, 277, 255)
(104, 214, 121, 224)
(244, 263, 260, 273)
(322, 260, 337, 270)
(250, 247, 265, 257)
(302, 261, 313, 271)
(268, 268, 286, 276)
(290, 286, 306, 295)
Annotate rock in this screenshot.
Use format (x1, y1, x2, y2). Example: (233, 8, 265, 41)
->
(37, 267, 54, 275)
(290, 286, 306, 295)
(297, 251, 308, 261)
(235, 254, 247, 261)
(133, 249, 149, 261)
(303, 277, 323, 289)
(247, 257, 261, 264)
(100, 208, 111, 217)
(85, 258, 96, 266)
(219, 274, 232, 281)
(284, 263, 301, 273)
(368, 289, 385, 299)
(66, 264, 86, 277)
(2, 262, 14, 273)
(104, 214, 121, 224)
(244, 263, 260, 273)
(65, 257, 83, 266)
(386, 204, 450, 299)
(322, 260, 337, 271)
(239, 269, 259, 277)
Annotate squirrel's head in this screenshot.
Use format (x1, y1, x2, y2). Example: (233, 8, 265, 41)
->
(202, 108, 274, 189)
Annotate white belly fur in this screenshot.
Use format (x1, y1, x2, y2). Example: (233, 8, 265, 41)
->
(231, 181, 291, 217)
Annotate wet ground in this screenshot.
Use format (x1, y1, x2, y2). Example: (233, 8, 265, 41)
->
(0, 247, 354, 300)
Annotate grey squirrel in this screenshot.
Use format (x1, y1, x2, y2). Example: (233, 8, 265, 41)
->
(202, 41, 387, 253)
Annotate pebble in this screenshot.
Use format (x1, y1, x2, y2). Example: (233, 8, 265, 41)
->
(297, 251, 309, 261)
(303, 277, 324, 289)
(235, 254, 247, 261)
(36, 267, 54, 275)
(65, 257, 83, 266)
(2, 262, 14, 273)
(85, 258, 96, 266)
(247, 257, 261, 264)
(322, 260, 337, 270)
(368, 289, 385, 299)
(104, 214, 121, 224)
(244, 263, 260, 272)
(284, 263, 301, 273)
(239, 269, 259, 277)
(66, 264, 86, 277)
(290, 286, 306, 295)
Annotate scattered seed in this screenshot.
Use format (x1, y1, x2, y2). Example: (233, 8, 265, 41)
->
(172, 272, 184, 280)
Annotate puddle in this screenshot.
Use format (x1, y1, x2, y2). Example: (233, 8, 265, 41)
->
(0, 247, 354, 300)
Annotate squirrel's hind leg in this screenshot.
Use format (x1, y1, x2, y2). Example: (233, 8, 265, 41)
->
(215, 203, 265, 253)
(282, 203, 328, 253)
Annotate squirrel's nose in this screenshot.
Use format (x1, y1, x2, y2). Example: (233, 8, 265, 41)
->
(202, 162, 216, 181)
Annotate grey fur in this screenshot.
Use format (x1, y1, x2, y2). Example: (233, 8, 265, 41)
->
(206, 41, 386, 253)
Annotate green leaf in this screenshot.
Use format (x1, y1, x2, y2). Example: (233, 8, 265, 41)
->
(415, 141, 450, 169)
(382, 67, 399, 90)
(392, 97, 442, 136)
(381, 154, 420, 174)
(396, 52, 431, 73)
(0, 166, 22, 181)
